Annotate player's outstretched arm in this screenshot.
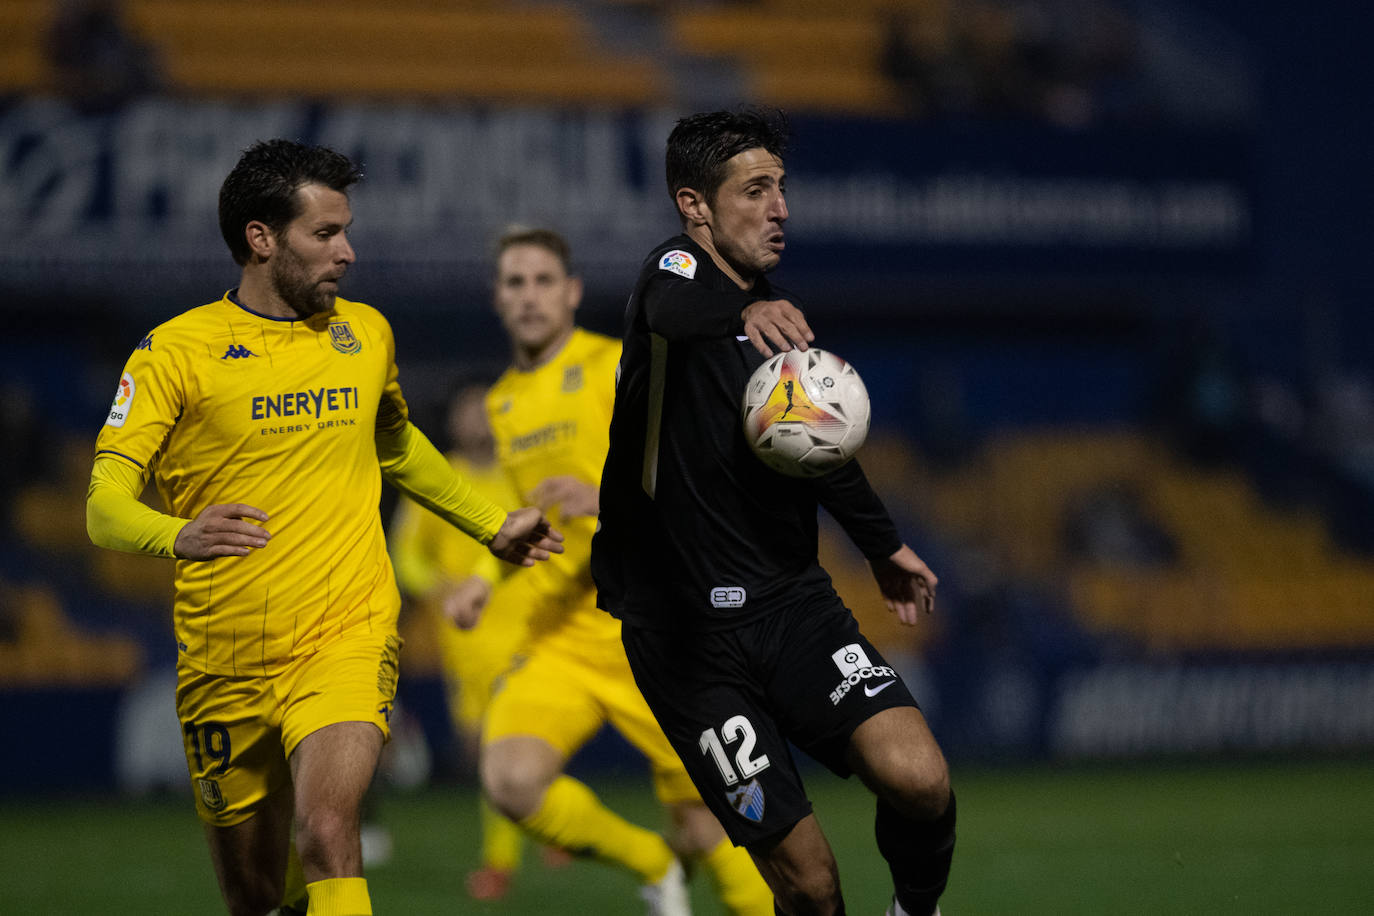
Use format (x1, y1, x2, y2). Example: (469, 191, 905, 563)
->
(870, 544, 938, 626)
(741, 298, 813, 357)
(488, 506, 563, 568)
(173, 504, 272, 560)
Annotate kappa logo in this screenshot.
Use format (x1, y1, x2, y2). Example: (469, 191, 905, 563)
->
(135, 333, 154, 351)
(725, 778, 766, 823)
(828, 643, 898, 706)
(221, 344, 256, 360)
(659, 249, 697, 279)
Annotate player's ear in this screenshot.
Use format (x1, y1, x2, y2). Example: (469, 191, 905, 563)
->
(566, 274, 584, 311)
(676, 186, 709, 227)
(244, 220, 275, 261)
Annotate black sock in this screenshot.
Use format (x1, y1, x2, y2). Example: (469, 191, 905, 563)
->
(875, 789, 957, 916)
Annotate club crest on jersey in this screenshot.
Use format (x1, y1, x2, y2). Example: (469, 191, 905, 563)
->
(197, 777, 227, 813)
(828, 643, 897, 706)
(659, 249, 697, 279)
(726, 778, 765, 823)
(328, 320, 362, 354)
(562, 364, 583, 393)
(106, 372, 135, 427)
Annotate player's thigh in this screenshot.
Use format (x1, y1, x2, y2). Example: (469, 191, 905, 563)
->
(277, 633, 402, 759)
(439, 623, 525, 732)
(764, 602, 921, 777)
(482, 649, 604, 758)
(621, 624, 812, 848)
(845, 704, 949, 818)
(175, 662, 289, 828)
(596, 649, 702, 807)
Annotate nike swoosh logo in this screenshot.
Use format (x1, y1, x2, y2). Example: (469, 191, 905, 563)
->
(865, 680, 897, 697)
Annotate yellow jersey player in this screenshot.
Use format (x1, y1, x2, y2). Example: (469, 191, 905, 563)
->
(85, 141, 561, 916)
(388, 381, 544, 900)
(445, 227, 773, 916)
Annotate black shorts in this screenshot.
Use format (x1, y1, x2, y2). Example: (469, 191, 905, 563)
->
(621, 597, 918, 847)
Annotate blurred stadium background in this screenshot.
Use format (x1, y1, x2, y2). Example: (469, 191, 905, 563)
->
(2, 1, 1372, 913)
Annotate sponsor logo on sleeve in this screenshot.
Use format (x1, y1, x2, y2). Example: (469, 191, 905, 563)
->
(659, 249, 697, 279)
(106, 372, 135, 427)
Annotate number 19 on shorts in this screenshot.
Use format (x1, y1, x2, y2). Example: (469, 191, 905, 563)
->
(699, 715, 770, 786)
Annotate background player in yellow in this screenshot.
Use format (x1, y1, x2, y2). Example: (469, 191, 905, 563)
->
(444, 227, 772, 915)
(388, 380, 550, 901)
(85, 141, 562, 916)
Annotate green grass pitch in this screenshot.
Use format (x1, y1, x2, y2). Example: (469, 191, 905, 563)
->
(2, 758, 1370, 914)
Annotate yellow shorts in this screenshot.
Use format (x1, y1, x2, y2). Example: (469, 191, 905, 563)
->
(483, 629, 700, 807)
(438, 576, 539, 732)
(175, 633, 402, 826)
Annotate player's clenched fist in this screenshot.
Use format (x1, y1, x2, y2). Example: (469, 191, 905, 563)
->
(174, 503, 271, 560)
(488, 506, 564, 567)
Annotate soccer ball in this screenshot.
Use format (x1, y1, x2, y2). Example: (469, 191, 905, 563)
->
(741, 348, 870, 478)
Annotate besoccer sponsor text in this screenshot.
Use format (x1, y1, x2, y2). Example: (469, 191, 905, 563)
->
(828, 643, 897, 706)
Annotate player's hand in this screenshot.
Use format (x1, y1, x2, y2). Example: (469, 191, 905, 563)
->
(870, 544, 938, 626)
(488, 506, 564, 567)
(174, 503, 271, 560)
(442, 575, 493, 630)
(531, 475, 600, 518)
(742, 298, 813, 357)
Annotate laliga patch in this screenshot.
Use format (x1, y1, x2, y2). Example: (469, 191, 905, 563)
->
(106, 372, 136, 427)
(726, 778, 766, 823)
(659, 249, 697, 279)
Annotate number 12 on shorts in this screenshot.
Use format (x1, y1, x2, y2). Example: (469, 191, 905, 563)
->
(699, 715, 771, 786)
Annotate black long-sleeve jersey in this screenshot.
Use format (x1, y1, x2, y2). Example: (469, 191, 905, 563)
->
(591, 234, 902, 631)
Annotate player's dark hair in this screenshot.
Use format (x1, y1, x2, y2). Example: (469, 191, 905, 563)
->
(665, 108, 789, 214)
(218, 140, 362, 266)
(494, 225, 574, 275)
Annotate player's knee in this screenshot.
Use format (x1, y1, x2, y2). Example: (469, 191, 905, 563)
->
(480, 750, 553, 820)
(668, 802, 728, 857)
(294, 806, 356, 870)
(884, 756, 950, 822)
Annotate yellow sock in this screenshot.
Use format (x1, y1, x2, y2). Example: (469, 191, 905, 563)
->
(481, 797, 524, 871)
(518, 775, 675, 882)
(305, 877, 372, 916)
(702, 837, 775, 916)
(281, 840, 308, 912)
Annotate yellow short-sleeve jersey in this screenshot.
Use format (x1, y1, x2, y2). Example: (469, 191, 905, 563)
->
(486, 328, 621, 645)
(95, 293, 407, 675)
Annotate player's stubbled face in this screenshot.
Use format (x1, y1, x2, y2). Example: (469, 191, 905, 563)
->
(494, 243, 579, 356)
(707, 147, 788, 278)
(271, 183, 355, 318)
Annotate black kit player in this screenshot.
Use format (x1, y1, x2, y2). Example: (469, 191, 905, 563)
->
(591, 109, 956, 916)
